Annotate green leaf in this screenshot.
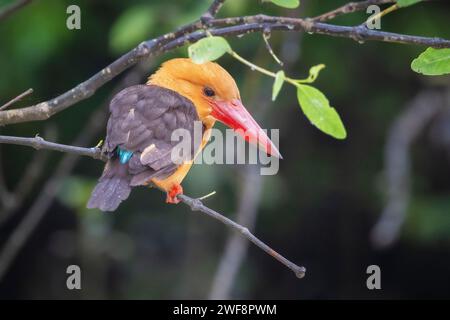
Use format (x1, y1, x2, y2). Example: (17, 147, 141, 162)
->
(109, 5, 155, 54)
(296, 84, 347, 139)
(272, 71, 285, 101)
(396, 0, 422, 8)
(411, 48, 450, 76)
(269, 0, 300, 9)
(306, 64, 325, 82)
(297, 64, 326, 84)
(188, 36, 231, 64)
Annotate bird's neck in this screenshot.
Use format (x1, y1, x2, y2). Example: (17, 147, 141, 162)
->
(147, 69, 176, 91)
(147, 71, 216, 129)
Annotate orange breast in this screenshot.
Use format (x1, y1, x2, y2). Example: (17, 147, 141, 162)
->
(150, 128, 212, 192)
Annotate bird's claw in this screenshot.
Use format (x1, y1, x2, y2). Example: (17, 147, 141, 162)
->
(166, 184, 183, 204)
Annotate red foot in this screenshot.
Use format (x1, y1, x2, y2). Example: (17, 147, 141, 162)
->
(166, 184, 183, 204)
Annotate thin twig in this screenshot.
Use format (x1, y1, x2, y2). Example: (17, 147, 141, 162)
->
(197, 191, 217, 201)
(0, 0, 32, 22)
(0, 88, 33, 111)
(0, 135, 107, 161)
(364, 3, 399, 27)
(178, 194, 306, 278)
(203, 0, 227, 20)
(262, 32, 284, 66)
(208, 15, 450, 48)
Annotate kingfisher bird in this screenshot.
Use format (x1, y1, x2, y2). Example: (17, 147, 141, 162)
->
(87, 58, 281, 212)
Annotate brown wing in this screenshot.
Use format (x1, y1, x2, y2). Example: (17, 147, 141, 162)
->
(105, 84, 200, 186)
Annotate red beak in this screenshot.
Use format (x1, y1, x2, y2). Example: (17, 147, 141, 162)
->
(210, 99, 282, 159)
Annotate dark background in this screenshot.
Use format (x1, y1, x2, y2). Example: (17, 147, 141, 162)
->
(0, 0, 449, 299)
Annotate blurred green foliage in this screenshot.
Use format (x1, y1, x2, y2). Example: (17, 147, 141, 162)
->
(406, 196, 450, 244)
(109, 4, 156, 54)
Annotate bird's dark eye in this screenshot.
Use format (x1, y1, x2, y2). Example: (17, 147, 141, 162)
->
(203, 87, 215, 97)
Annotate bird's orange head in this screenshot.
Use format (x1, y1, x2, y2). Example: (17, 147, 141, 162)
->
(148, 58, 281, 158)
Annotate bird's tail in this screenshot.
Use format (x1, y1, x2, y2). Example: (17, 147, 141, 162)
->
(87, 159, 131, 212)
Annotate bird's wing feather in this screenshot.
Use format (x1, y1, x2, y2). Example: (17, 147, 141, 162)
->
(104, 84, 200, 185)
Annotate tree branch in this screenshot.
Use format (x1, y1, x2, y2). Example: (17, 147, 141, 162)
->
(0, 88, 33, 111)
(202, 0, 227, 21)
(208, 15, 450, 48)
(0, 5, 449, 126)
(0, 135, 107, 161)
(0, 133, 306, 279)
(312, 0, 395, 22)
(178, 194, 306, 278)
